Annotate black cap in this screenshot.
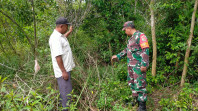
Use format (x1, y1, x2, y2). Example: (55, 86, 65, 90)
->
(56, 17, 71, 25)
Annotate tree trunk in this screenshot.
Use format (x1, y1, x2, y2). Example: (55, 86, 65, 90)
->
(150, 0, 157, 76)
(180, 0, 198, 87)
(31, 0, 37, 59)
(135, 0, 137, 14)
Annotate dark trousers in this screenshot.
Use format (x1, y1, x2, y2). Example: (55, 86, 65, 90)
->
(57, 72, 72, 111)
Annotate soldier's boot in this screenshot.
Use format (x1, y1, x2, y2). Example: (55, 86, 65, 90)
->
(137, 101, 147, 111)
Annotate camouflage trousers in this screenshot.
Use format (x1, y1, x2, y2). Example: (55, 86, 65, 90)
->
(127, 65, 147, 102)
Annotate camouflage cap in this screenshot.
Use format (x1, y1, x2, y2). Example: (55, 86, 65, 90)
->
(122, 21, 135, 31)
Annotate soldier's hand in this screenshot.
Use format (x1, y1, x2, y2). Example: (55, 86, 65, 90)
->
(140, 66, 147, 72)
(111, 55, 118, 61)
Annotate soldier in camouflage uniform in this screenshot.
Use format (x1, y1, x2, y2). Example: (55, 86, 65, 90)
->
(112, 21, 149, 111)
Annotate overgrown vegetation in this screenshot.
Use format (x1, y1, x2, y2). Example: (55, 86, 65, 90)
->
(0, 0, 198, 110)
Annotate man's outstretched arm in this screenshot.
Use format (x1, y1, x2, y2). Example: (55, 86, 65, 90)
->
(64, 26, 73, 37)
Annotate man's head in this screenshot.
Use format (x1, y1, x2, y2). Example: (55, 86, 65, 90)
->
(122, 21, 136, 36)
(55, 17, 71, 34)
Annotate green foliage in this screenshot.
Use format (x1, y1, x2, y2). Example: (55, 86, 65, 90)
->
(145, 0, 198, 87)
(81, 0, 139, 62)
(1, 0, 33, 25)
(95, 77, 132, 110)
(159, 83, 198, 110)
(69, 28, 98, 63)
(115, 62, 128, 81)
(0, 76, 78, 111)
(97, 90, 114, 109)
(1, 85, 57, 110)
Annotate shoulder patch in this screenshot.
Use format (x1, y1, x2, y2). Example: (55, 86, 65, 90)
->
(140, 34, 149, 49)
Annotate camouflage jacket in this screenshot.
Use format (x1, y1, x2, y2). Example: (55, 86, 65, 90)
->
(117, 31, 149, 68)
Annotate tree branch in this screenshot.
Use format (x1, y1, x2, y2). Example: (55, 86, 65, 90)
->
(0, 10, 34, 54)
(1, 19, 19, 56)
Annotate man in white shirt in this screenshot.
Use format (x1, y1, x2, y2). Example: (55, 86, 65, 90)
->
(49, 17, 75, 110)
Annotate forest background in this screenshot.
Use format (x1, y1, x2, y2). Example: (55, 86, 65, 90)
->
(0, 0, 198, 111)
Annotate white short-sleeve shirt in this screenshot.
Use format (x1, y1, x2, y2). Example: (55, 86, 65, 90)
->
(49, 29, 75, 78)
